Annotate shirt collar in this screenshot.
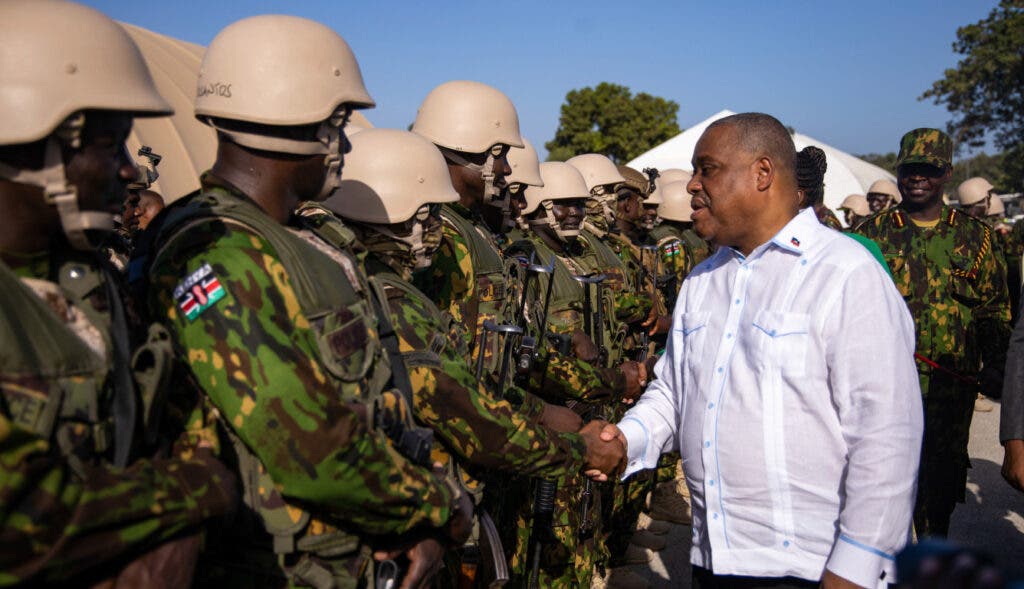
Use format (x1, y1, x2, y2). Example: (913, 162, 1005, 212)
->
(769, 207, 819, 255)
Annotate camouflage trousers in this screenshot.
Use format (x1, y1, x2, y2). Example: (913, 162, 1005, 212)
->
(915, 372, 976, 537)
(504, 473, 607, 588)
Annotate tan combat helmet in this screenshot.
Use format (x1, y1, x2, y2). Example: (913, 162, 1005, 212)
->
(655, 181, 693, 222)
(989, 193, 1005, 216)
(567, 153, 625, 230)
(0, 0, 172, 249)
(839, 194, 870, 217)
(412, 80, 523, 205)
(657, 168, 693, 187)
(327, 129, 458, 270)
(867, 178, 901, 203)
(507, 138, 544, 191)
(327, 129, 458, 224)
(957, 177, 995, 206)
(523, 162, 590, 242)
(196, 15, 374, 200)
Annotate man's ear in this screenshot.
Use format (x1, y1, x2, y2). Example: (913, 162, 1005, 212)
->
(754, 156, 774, 192)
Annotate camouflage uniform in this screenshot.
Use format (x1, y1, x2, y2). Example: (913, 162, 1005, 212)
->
(857, 204, 1010, 536)
(135, 176, 458, 587)
(0, 248, 235, 585)
(648, 223, 712, 310)
(815, 205, 844, 231)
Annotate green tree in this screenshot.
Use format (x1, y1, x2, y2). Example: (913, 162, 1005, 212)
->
(857, 152, 899, 175)
(545, 82, 681, 163)
(921, 0, 1024, 190)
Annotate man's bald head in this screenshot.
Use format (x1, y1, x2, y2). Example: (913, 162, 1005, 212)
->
(706, 113, 796, 185)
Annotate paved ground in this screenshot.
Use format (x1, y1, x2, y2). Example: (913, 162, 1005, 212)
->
(605, 401, 1024, 587)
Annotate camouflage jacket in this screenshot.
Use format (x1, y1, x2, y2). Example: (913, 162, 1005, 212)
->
(416, 206, 618, 407)
(856, 206, 1011, 385)
(604, 232, 666, 318)
(578, 230, 651, 327)
(364, 255, 586, 481)
(0, 251, 233, 585)
(138, 176, 455, 540)
(815, 205, 844, 231)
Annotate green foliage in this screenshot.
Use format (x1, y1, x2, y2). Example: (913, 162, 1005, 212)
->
(921, 0, 1024, 190)
(857, 152, 899, 175)
(545, 82, 681, 163)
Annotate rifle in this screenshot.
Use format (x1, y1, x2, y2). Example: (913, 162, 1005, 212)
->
(636, 244, 662, 363)
(569, 272, 608, 539)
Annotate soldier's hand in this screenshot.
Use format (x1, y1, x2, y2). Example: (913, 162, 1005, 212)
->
(444, 487, 474, 545)
(647, 314, 672, 336)
(579, 420, 625, 477)
(1002, 439, 1024, 493)
(571, 328, 600, 363)
(373, 537, 446, 589)
(583, 421, 628, 482)
(538, 402, 583, 433)
(619, 360, 647, 402)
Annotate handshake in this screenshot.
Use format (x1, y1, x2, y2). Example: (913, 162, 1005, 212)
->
(580, 420, 627, 482)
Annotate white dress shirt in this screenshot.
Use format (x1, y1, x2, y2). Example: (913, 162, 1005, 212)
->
(619, 208, 922, 588)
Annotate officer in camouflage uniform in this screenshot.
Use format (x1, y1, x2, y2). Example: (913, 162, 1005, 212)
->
(133, 16, 472, 588)
(0, 1, 237, 585)
(325, 128, 625, 586)
(504, 162, 623, 587)
(856, 128, 1011, 537)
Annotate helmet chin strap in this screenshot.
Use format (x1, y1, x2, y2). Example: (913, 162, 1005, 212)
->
(529, 200, 578, 243)
(203, 107, 347, 201)
(0, 113, 114, 251)
(442, 148, 501, 204)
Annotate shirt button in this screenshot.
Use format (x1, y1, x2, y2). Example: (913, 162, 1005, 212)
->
(783, 540, 790, 548)
(735, 299, 741, 305)
(726, 332, 732, 339)
(708, 479, 715, 486)
(801, 260, 808, 266)
(717, 366, 723, 373)
(713, 513, 719, 520)
(704, 441, 711, 448)
(708, 402, 715, 409)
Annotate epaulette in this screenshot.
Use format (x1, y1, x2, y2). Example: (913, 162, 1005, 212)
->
(950, 218, 992, 281)
(891, 209, 907, 229)
(944, 208, 959, 227)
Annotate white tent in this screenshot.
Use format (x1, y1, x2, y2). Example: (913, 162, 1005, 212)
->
(627, 109, 896, 222)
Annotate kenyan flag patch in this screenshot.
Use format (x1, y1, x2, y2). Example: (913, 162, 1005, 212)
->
(174, 263, 226, 322)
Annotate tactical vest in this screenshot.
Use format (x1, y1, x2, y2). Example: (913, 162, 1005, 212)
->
(0, 253, 174, 475)
(140, 191, 414, 588)
(439, 205, 517, 377)
(576, 232, 630, 365)
(505, 237, 584, 337)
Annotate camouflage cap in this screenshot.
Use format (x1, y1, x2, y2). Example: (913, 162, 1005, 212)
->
(896, 128, 953, 170)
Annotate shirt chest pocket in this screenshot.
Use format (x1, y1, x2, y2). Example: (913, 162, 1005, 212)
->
(679, 310, 711, 377)
(750, 310, 811, 377)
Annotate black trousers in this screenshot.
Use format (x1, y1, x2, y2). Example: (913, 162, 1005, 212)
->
(692, 566, 818, 589)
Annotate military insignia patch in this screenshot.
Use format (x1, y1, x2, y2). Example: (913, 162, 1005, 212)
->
(174, 263, 225, 321)
(664, 241, 680, 258)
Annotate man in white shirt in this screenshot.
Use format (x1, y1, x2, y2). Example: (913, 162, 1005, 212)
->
(589, 113, 922, 588)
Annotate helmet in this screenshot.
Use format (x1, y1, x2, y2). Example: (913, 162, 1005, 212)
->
(327, 129, 458, 224)
(507, 139, 544, 190)
(566, 154, 626, 195)
(657, 168, 693, 186)
(617, 165, 649, 195)
(839, 194, 870, 217)
(411, 80, 523, 154)
(198, 15, 374, 201)
(867, 179, 901, 203)
(196, 15, 373, 127)
(957, 177, 995, 206)
(523, 162, 590, 214)
(0, 0, 171, 146)
(0, 0, 172, 250)
(524, 162, 589, 242)
(989, 193, 1005, 216)
(655, 181, 693, 222)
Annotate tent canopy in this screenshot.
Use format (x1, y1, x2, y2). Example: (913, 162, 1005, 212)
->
(120, 23, 372, 202)
(627, 109, 896, 222)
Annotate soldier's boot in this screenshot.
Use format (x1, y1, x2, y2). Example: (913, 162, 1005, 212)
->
(627, 529, 667, 552)
(647, 478, 692, 525)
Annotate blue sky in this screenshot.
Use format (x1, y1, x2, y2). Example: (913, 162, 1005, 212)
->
(87, 0, 998, 160)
